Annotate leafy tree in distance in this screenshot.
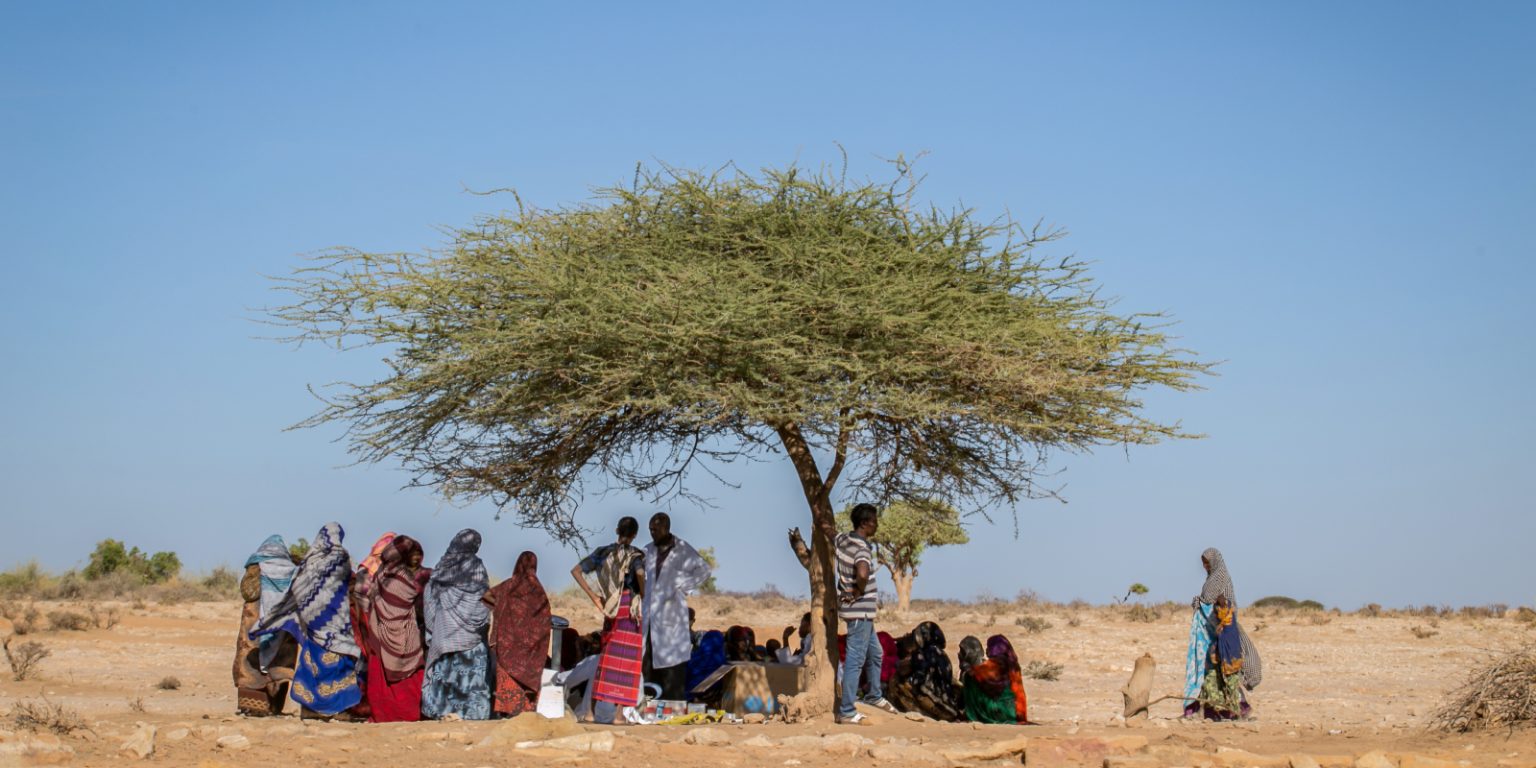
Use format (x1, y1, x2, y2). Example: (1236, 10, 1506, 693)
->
(833, 500, 967, 613)
(83, 540, 181, 584)
(269, 156, 1209, 715)
(696, 547, 719, 594)
(288, 538, 310, 563)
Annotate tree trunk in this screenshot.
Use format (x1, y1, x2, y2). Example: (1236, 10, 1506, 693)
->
(1122, 653, 1156, 720)
(892, 569, 914, 615)
(773, 422, 842, 722)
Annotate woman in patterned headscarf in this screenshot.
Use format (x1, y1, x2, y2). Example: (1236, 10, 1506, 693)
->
(234, 535, 298, 716)
(363, 535, 427, 721)
(249, 522, 363, 719)
(422, 529, 492, 721)
(485, 551, 550, 717)
(890, 621, 962, 721)
(1185, 547, 1262, 720)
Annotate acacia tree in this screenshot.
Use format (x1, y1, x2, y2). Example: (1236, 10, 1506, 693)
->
(834, 499, 968, 613)
(270, 157, 1209, 717)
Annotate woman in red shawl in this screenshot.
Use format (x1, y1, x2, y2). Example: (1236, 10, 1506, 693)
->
(365, 535, 427, 722)
(348, 532, 397, 720)
(484, 551, 550, 717)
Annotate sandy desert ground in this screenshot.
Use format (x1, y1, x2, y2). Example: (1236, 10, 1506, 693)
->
(3, 595, 1536, 768)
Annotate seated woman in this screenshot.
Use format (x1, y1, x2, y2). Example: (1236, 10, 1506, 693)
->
(888, 622, 962, 721)
(725, 626, 761, 662)
(687, 629, 728, 705)
(961, 634, 1029, 724)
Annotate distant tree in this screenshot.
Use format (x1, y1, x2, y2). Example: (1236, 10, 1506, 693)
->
(288, 538, 310, 563)
(1115, 582, 1150, 605)
(831, 499, 968, 613)
(83, 540, 132, 581)
(269, 156, 1210, 716)
(697, 547, 719, 594)
(83, 540, 181, 584)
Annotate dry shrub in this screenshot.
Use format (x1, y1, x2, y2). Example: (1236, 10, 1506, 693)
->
(1066, 615, 1082, 628)
(1023, 659, 1062, 681)
(157, 675, 182, 690)
(1, 601, 41, 635)
(1292, 613, 1331, 626)
(4, 637, 51, 680)
(11, 697, 84, 735)
(1517, 607, 1536, 623)
(127, 696, 146, 713)
(1412, 625, 1439, 639)
(1358, 603, 1382, 617)
(1433, 644, 1536, 732)
(1014, 615, 1052, 634)
(1124, 604, 1161, 623)
(47, 611, 91, 631)
(1461, 604, 1508, 620)
(89, 604, 121, 630)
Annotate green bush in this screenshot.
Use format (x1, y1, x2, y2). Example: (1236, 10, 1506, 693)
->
(83, 540, 181, 585)
(1252, 595, 1325, 611)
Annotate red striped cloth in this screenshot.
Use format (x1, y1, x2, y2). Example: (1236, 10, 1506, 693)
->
(592, 591, 644, 706)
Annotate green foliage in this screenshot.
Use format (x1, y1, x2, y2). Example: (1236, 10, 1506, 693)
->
(1252, 595, 1325, 611)
(697, 547, 719, 594)
(82, 540, 181, 585)
(1129, 583, 1149, 596)
(288, 538, 311, 562)
(837, 499, 968, 576)
(270, 156, 1208, 543)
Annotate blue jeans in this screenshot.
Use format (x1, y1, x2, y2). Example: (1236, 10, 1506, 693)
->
(839, 618, 883, 718)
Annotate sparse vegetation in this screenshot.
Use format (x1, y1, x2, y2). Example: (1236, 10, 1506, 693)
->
(0, 600, 41, 634)
(1124, 604, 1161, 623)
(1412, 625, 1439, 639)
(127, 696, 146, 712)
(89, 604, 121, 629)
(4, 636, 50, 680)
(157, 675, 182, 690)
(11, 696, 85, 735)
(1023, 659, 1063, 681)
(47, 610, 91, 631)
(1014, 615, 1052, 634)
(1359, 603, 1382, 617)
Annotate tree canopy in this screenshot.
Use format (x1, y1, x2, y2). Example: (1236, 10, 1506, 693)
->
(272, 158, 1206, 534)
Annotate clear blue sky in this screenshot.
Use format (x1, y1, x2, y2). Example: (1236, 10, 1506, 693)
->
(2, 2, 1532, 610)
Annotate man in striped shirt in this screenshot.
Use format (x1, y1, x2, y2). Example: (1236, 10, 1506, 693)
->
(835, 503, 899, 724)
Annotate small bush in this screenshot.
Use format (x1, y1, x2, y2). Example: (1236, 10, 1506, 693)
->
(4, 637, 50, 680)
(1359, 603, 1383, 617)
(1022, 659, 1063, 681)
(127, 696, 146, 713)
(1, 601, 41, 635)
(1252, 595, 1326, 611)
(202, 566, 239, 594)
(11, 697, 84, 735)
(1124, 604, 1161, 623)
(1014, 615, 1052, 633)
(1516, 607, 1536, 623)
(1412, 625, 1440, 639)
(157, 676, 182, 690)
(47, 611, 91, 631)
(89, 604, 121, 630)
(1067, 615, 1082, 628)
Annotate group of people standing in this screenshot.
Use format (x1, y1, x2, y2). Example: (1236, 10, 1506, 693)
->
(230, 506, 1261, 725)
(233, 525, 553, 721)
(231, 513, 712, 724)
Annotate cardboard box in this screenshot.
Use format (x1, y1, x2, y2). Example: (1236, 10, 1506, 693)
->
(691, 662, 807, 716)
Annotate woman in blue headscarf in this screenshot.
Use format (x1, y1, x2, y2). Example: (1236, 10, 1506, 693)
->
(234, 535, 298, 716)
(250, 522, 364, 719)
